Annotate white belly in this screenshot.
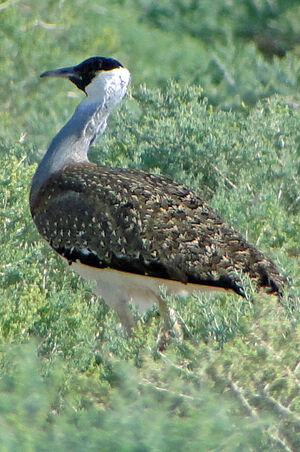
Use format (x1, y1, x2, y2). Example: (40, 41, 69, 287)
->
(67, 260, 231, 312)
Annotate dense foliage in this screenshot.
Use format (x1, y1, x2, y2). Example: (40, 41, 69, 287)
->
(0, 1, 299, 450)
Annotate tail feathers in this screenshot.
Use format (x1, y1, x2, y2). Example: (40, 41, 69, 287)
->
(255, 262, 286, 299)
(229, 242, 287, 300)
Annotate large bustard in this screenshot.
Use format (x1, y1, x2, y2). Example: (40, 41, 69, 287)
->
(30, 56, 285, 333)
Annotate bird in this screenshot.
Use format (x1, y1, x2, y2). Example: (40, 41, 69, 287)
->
(30, 56, 286, 335)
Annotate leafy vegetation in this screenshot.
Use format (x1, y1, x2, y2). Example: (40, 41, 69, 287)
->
(0, 0, 299, 450)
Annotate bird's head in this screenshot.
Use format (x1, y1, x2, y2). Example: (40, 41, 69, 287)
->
(40, 56, 130, 104)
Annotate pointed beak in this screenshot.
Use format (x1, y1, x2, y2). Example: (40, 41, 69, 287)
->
(40, 65, 85, 91)
(40, 65, 78, 80)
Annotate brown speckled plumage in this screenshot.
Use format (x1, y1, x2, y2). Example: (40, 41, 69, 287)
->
(30, 162, 285, 297)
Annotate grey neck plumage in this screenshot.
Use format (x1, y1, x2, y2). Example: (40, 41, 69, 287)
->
(30, 100, 108, 203)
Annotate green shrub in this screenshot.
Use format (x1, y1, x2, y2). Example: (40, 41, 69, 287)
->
(0, 0, 299, 450)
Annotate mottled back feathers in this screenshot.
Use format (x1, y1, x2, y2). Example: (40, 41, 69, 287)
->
(31, 162, 285, 297)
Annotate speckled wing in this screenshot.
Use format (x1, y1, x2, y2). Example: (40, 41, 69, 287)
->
(30, 163, 285, 297)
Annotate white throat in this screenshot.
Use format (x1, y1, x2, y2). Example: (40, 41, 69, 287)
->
(79, 66, 131, 142)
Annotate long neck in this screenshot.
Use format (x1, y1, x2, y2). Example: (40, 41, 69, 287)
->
(30, 99, 108, 202)
(30, 67, 130, 205)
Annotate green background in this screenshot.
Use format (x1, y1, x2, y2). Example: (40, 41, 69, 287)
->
(0, 1, 299, 450)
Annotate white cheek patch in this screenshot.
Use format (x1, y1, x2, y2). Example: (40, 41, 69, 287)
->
(84, 67, 130, 108)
